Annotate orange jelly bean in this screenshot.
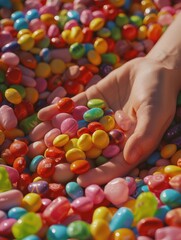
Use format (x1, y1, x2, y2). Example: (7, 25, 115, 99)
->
(70, 159, 91, 174)
(57, 97, 76, 113)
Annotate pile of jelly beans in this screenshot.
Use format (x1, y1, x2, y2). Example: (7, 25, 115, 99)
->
(0, 0, 181, 239)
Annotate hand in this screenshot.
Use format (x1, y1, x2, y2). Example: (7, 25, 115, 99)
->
(73, 57, 180, 187)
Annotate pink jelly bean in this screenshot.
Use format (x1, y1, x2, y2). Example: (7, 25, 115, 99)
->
(39, 91, 50, 100)
(104, 178, 129, 206)
(85, 184, 105, 205)
(47, 86, 67, 104)
(0, 105, 17, 130)
(0, 218, 17, 237)
(27, 140, 47, 159)
(0, 210, 7, 223)
(43, 196, 71, 225)
(0, 31, 13, 48)
(80, 10, 93, 25)
(21, 75, 36, 87)
(29, 121, 53, 142)
(0, 165, 19, 184)
(102, 144, 120, 158)
(38, 104, 60, 121)
(29, 19, 46, 32)
(35, 78, 47, 93)
(64, 20, 79, 30)
(47, 24, 60, 38)
(39, 198, 52, 212)
(92, 10, 105, 19)
(60, 118, 78, 138)
(44, 128, 61, 147)
(1, 52, 19, 66)
(71, 196, 94, 213)
(19, 65, 35, 78)
(72, 106, 89, 121)
(50, 49, 72, 63)
(124, 176, 137, 195)
(52, 163, 75, 184)
(0, 190, 23, 211)
(39, 5, 58, 15)
(155, 226, 181, 240)
(154, 0, 171, 9)
(114, 110, 132, 131)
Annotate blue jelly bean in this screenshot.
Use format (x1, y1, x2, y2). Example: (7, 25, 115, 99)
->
(2, 41, 20, 53)
(123, 0, 132, 10)
(0, 0, 12, 8)
(67, 10, 80, 21)
(83, 108, 104, 122)
(160, 189, 181, 208)
(8, 207, 27, 220)
(47, 225, 68, 240)
(141, 185, 149, 192)
(66, 182, 84, 200)
(109, 207, 134, 231)
(147, 151, 161, 165)
(40, 48, 51, 62)
(25, 9, 40, 21)
(106, 21, 116, 30)
(29, 155, 44, 172)
(154, 205, 171, 221)
(78, 119, 88, 129)
(22, 235, 40, 240)
(11, 11, 25, 21)
(14, 18, 29, 30)
(83, 43, 94, 54)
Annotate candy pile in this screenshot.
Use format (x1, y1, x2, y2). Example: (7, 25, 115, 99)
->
(0, 0, 181, 239)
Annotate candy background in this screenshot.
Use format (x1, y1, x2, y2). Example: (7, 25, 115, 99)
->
(0, 0, 181, 239)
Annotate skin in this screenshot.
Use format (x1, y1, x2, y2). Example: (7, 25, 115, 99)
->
(73, 12, 181, 187)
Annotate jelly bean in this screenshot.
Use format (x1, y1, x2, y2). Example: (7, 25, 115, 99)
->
(104, 178, 129, 206)
(77, 133, 93, 151)
(169, 174, 181, 192)
(43, 196, 71, 225)
(85, 184, 105, 204)
(92, 206, 112, 222)
(85, 146, 102, 159)
(160, 189, 181, 208)
(9, 140, 28, 158)
(109, 207, 134, 231)
(87, 98, 106, 109)
(53, 134, 70, 147)
(66, 148, 86, 163)
(137, 217, 164, 238)
(70, 159, 91, 174)
(99, 115, 115, 131)
(22, 235, 40, 240)
(61, 118, 78, 137)
(1, 52, 19, 66)
(47, 224, 68, 240)
(90, 219, 111, 240)
(87, 50, 102, 66)
(0, 189, 23, 211)
(0, 105, 17, 130)
(110, 228, 136, 240)
(160, 144, 177, 158)
(67, 220, 91, 239)
(37, 158, 55, 178)
(21, 193, 42, 212)
(8, 207, 27, 220)
(0, 218, 17, 237)
(92, 130, 110, 149)
(28, 181, 49, 195)
(83, 108, 104, 122)
(165, 208, 181, 227)
(0, 210, 7, 223)
(102, 144, 120, 158)
(66, 181, 84, 199)
(155, 226, 181, 240)
(154, 205, 171, 221)
(0, 166, 12, 192)
(12, 212, 42, 239)
(89, 18, 105, 31)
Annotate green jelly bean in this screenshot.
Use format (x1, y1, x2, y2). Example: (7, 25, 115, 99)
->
(19, 114, 41, 134)
(115, 13, 129, 27)
(97, 28, 111, 38)
(12, 212, 42, 239)
(130, 15, 143, 27)
(36, 37, 50, 48)
(101, 53, 117, 65)
(0, 166, 12, 192)
(67, 221, 91, 240)
(87, 98, 106, 109)
(83, 108, 104, 122)
(111, 26, 122, 41)
(95, 155, 108, 166)
(69, 43, 85, 60)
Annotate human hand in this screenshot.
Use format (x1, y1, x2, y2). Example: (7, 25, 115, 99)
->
(73, 57, 180, 187)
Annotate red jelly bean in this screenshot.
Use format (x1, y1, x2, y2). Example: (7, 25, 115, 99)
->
(77, 127, 90, 137)
(17, 173, 32, 194)
(6, 67, 22, 84)
(63, 81, 84, 96)
(9, 140, 28, 158)
(122, 24, 138, 41)
(56, 97, 76, 113)
(37, 158, 56, 178)
(137, 217, 164, 238)
(76, 66, 93, 85)
(103, 4, 118, 20)
(47, 183, 66, 200)
(147, 173, 170, 196)
(165, 208, 181, 227)
(13, 156, 26, 174)
(70, 159, 91, 174)
(19, 52, 37, 69)
(88, 122, 105, 133)
(1, 148, 15, 166)
(44, 146, 65, 160)
(82, 27, 93, 43)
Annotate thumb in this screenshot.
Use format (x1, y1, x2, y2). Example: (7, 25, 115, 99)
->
(123, 105, 170, 164)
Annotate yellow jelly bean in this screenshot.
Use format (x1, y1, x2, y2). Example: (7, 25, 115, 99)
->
(32, 29, 46, 41)
(92, 206, 112, 222)
(4, 128, 24, 139)
(40, 13, 57, 26)
(53, 134, 69, 147)
(18, 34, 35, 51)
(17, 29, 32, 39)
(5, 88, 22, 104)
(85, 146, 102, 159)
(70, 26, 84, 43)
(64, 138, 78, 152)
(0, 130, 5, 145)
(171, 150, 181, 165)
(33, 177, 42, 182)
(164, 165, 181, 177)
(87, 50, 102, 66)
(35, 62, 51, 78)
(160, 144, 177, 159)
(77, 133, 93, 151)
(122, 199, 136, 212)
(92, 130, 110, 149)
(143, 13, 157, 25)
(110, 228, 136, 240)
(66, 148, 86, 163)
(61, 29, 72, 44)
(90, 219, 111, 240)
(94, 38, 108, 54)
(25, 87, 39, 104)
(50, 59, 66, 74)
(137, 25, 147, 40)
(99, 116, 115, 132)
(141, 0, 155, 11)
(89, 18, 105, 31)
(21, 193, 42, 212)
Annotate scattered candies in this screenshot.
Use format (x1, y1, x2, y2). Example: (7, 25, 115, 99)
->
(0, 0, 181, 239)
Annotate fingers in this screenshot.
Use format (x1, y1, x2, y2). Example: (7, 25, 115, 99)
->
(123, 105, 172, 164)
(77, 152, 137, 187)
